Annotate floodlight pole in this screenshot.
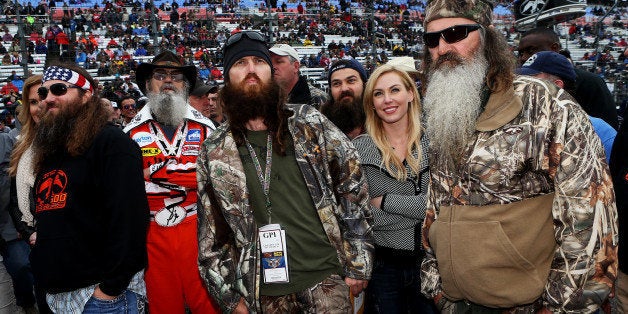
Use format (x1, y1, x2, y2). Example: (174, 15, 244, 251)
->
(593, 0, 618, 70)
(151, 0, 159, 55)
(17, 4, 29, 78)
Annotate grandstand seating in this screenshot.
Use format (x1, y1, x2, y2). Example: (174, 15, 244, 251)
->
(0, 0, 626, 106)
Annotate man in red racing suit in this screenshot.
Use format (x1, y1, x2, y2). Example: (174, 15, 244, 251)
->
(125, 51, 218, 313)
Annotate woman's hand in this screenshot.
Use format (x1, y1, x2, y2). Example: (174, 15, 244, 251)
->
(370, 196, 383, 209)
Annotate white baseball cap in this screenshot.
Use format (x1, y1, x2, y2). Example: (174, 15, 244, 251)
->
(269, 44, 299, 60)
(386, 57, 420, 75)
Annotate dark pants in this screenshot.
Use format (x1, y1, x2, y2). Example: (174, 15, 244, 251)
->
(2, 240, 35, 308)
(365, 254, 437, 314)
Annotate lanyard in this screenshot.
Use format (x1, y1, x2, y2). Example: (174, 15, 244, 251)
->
(244, 133, 273, 223)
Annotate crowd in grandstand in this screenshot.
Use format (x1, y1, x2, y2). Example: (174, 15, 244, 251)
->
(0, 0, 622, 119)
(0, 0, 625, 313)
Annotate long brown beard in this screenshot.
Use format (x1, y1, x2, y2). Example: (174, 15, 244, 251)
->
(221, 75, 290, 154)
(319, 95, 365, 135)
(32, 97, 109, 173)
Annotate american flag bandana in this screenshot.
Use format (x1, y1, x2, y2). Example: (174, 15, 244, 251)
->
(42, 66, 92, 92)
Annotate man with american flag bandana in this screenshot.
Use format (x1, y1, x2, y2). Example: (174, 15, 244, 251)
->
(30, 62, 150, 313)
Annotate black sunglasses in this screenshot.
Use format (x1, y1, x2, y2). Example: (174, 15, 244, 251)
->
(38, 83, 82, 100)
(225, 31, 267, 49)
(423, 24, 482, 49)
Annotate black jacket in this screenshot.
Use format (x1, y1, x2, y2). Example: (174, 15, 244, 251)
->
(574, 68, 618, 129)
(610, 112, 627, 273)
(31, 124, 149, 296)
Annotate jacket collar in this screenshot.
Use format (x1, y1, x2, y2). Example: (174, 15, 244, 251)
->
(288, 75, 312, 104)
(475, 86, 523, 132)
(123, 103, 216, 132)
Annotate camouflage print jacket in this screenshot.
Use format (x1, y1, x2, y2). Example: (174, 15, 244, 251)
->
(196, 103, 373, 313)
(420, 76, 618, 313)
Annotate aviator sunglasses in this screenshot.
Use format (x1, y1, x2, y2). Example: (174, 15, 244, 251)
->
(152, 71, 185, 82)
(423, 24, 482, 48)
(38, 83, 83, 100)
(225, 31, 267, 49)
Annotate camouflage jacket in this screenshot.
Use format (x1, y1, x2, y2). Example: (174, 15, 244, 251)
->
(196, 103, 373, 313)
(420, 76, 618, 313)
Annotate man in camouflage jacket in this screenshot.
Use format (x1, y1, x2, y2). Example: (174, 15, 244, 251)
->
(419, 0, 618, 312)
(196, 31, 373, 313)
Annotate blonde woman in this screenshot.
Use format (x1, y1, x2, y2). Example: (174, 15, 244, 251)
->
(8, 75, 43, 241)
(352, 65, 435, 313)
(7, 75, 53, 313)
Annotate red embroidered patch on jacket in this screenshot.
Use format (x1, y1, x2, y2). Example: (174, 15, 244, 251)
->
(36, 170, 68, 213)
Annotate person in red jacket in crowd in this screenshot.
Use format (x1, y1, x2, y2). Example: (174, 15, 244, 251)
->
(124, 51, 219, 314)
(210, 65, 222, 80)
(0, 79, 18, 95)
(55, 31, 69, 53)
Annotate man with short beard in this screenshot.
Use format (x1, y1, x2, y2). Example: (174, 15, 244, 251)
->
(419, 0, 617, 312)
(319, 58, 368, 139)
(30, 63, 149, 313)
(196, 31, 374, 313)
(124, 51, 219, 313)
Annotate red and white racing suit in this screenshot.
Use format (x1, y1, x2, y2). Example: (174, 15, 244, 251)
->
(125, 106, 218, 313)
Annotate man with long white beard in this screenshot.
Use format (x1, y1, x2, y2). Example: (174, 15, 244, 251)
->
(419, 0, 618, 312)
(124, 51, 219, 313)
(196, 31, 373, 313)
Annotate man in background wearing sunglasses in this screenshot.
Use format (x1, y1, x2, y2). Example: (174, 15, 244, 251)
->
(419, 0, 617, 313)
(197, 31, 373, 313)
(29, 62, 149, 313)
(124, 51, 219, 313)
(120, 96, 138, 127)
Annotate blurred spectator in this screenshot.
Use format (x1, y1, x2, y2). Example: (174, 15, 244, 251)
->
(6, 71, 20, 82)
(0, 80, 18, 96)
(198, 63, 210, 81)
(2, 30, 12, 42)
(210, 65, 222, 81)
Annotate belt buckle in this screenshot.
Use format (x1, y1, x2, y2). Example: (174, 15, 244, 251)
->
(154, 206, 186, 227)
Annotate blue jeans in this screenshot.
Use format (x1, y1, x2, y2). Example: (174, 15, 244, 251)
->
(2, 240, 35, 307)
(365, 255, 437, 314)
(82, 290, 145, 314)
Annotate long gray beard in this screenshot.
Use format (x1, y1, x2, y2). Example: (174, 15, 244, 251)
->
(423, 54, 488, 169)
(148, 91, 189, 126)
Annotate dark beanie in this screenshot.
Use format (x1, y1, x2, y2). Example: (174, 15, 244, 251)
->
(328, 59, 368, 86)
(222, 32, 273, 82)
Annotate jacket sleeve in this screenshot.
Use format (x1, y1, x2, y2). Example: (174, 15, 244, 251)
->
(8, 176, 35, 241)
(420, 184, 442, 299)
(360, 164, 427, 221)
(196, 143, 242, 313)
(320, 114, 374, 280)
(610, 110, 628, 274)
(542, 92, 618, 312)
(98, 131, 150, 296)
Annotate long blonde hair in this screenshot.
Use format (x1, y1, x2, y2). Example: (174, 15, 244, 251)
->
(363, 64, 423, 180)
(8, 75, 42, 176)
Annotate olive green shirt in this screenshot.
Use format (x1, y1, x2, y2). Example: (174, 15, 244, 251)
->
(240, 130, 341, 296)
